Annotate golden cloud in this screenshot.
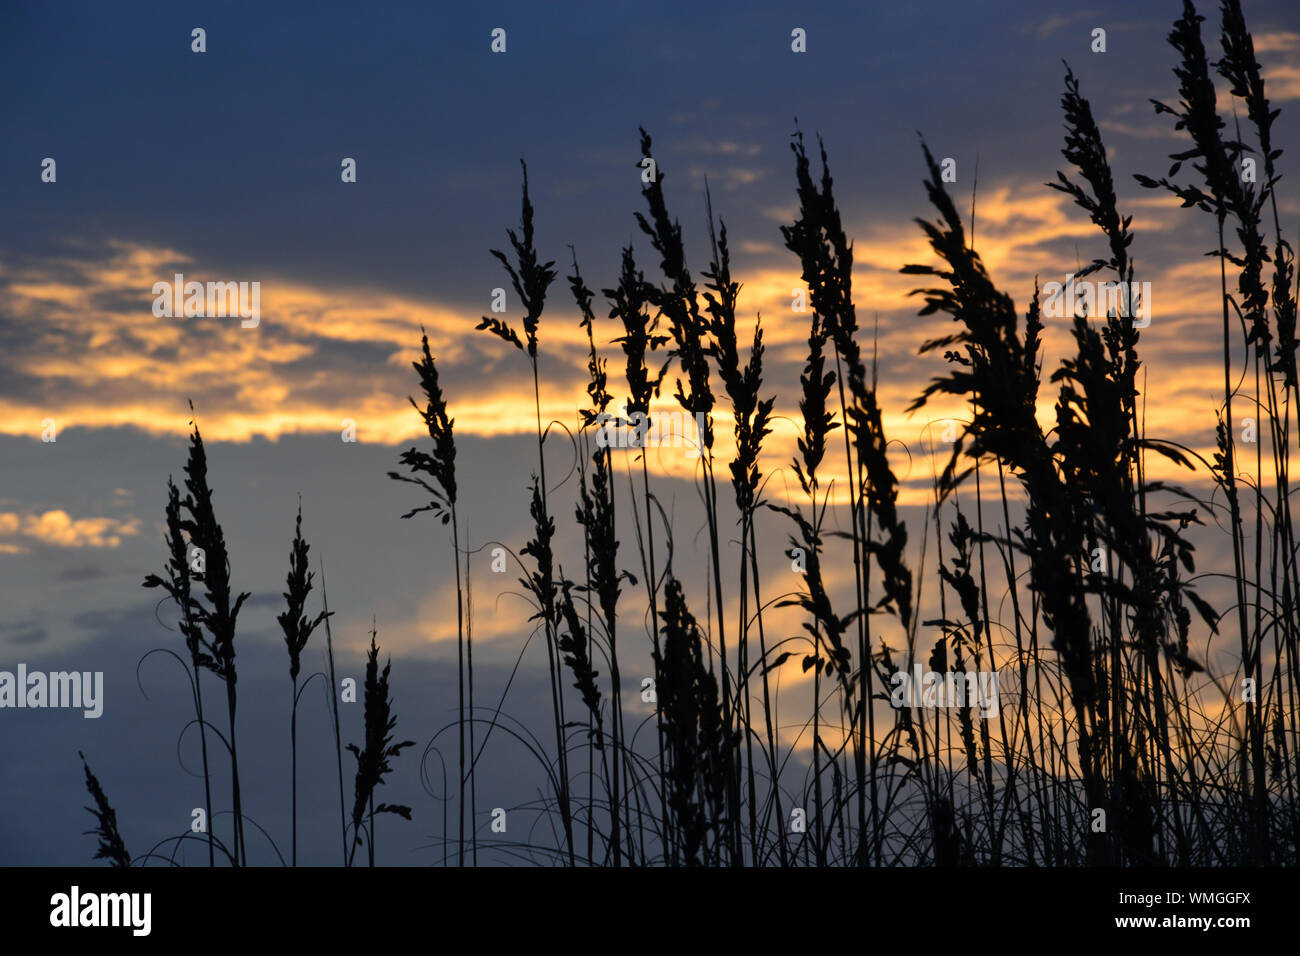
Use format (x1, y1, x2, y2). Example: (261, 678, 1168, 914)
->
(0, 178, 1271, 510)
(0, 510, 140, 550)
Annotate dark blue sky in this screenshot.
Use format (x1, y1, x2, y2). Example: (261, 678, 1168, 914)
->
(11, 0, 1292, 306)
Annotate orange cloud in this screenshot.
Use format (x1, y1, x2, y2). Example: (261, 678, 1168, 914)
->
(0, 177, 1272, 510)
(0, 510, 140, 551)
(1254, 31, 1300, 100)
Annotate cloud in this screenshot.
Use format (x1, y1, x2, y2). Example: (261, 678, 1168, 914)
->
(1261, 64, 1300, 101)
(692, 139, 762, 158)
(0, 239, 531, 444)
(1016, 10, 1098, 40)
(1253, 30, 1300, 53)
(1, 622, 47, 646)
(685, 164, 766, 192)
(0, 510, 140, 550)
(1249, 32, 1300, 100)
(0, 163, 1260, 510)
(1100, 119, 1180, 141)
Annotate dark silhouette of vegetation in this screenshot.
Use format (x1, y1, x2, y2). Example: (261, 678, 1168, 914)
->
(81, 0, 1296, 868)
(80, 752, 130, 868)
(346, 631, 416, 867)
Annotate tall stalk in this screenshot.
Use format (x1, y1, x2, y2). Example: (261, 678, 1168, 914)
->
(276, 503, 330, 867)
(391, 328, 466, 864)
(475, 162, 575, 864)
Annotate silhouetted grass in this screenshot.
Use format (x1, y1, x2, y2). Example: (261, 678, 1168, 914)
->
(346, 630, 415, 867)
(83, 0, 1298, 869)
(80, 752, 130, 868)
(276, 502, 331, 866)
(389, 327, 471, 864)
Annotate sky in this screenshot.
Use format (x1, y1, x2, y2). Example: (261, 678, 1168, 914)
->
(1, 0, 1298, 865)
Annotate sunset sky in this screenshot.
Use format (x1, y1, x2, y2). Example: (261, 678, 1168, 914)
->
(2, 0, 1298, 864)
